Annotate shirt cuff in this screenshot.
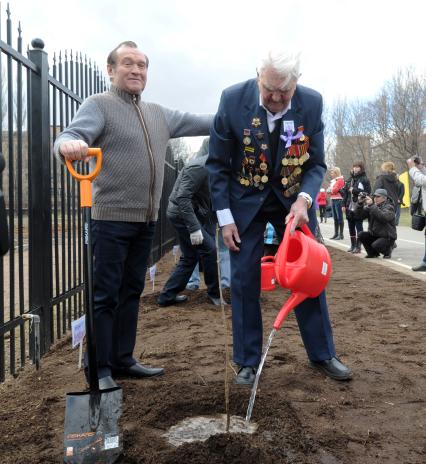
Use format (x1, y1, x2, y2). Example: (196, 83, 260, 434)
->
(216, 209, 235, 227)
(297, 192, 313, 208)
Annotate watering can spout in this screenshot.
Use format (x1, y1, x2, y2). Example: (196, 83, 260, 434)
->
(273, 292, 308, 330)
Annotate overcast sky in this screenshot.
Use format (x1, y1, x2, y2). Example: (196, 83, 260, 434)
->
(8, 0, 426, 120)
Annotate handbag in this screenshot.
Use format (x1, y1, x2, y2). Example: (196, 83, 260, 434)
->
(412, 213, 426, 231)
(411, 188, 425, 231)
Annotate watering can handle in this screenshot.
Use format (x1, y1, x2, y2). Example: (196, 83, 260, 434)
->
(281, 217, 315, 264)
(65, 148, 102, 208)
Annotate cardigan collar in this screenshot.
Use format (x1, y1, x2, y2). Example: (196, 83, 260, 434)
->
(110, 84, 141, 103)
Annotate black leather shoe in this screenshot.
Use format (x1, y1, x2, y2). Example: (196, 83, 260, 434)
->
(158, 295, 188, 307)
(208, 296, 222, 306)
(234, 366, 256, 386)
(383, 254, 391, 259)
(116, 362, 164, 378)
(412, 264, 426, 272)
(99, 376, 119, 390)
(310, 357, 352, 381)
(365, 253, 379, 258)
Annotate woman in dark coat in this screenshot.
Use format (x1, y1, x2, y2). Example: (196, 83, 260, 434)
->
(374, 161, 401, 224)
(343, 161, 371, 253)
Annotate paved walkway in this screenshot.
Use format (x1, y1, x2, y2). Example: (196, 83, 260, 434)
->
(319, 220, 426, 282)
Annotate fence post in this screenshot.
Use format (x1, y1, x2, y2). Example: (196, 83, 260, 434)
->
(28, 38, 52, 356)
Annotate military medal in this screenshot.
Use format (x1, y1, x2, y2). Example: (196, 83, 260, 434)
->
(253, 174, 261, 183)
(281, 177, 288, 186)
(252, 117, 261, 128)
(261, 175, 268, 183)
(282, 157, 289, 166)
(259, 153, 268, 174)
(261, 143, 268, 150)
(243, 136, 251, 145)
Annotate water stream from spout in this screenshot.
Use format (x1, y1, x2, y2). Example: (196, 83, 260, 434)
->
(245, 328, 277, 422)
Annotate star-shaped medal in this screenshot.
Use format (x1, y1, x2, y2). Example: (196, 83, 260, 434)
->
(251, 117, 261, 128)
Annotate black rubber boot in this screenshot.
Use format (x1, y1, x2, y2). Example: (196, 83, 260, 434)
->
(347, 236, 356, 252)
(338, 222, 344, 240)
(330, 221, 339, 239)
(352, 238, 362, 254)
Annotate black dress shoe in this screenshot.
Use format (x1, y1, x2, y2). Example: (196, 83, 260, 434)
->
(99, 376, 119, 390)
(412, 263, 426, 272)
(157, 294, 188, 307)
(116, 362, 164, 379)
(365, 253, 379, 258)
(208, 296, 222, 306)
(310, 357, 352, 381)
(234, 366, 256, 386)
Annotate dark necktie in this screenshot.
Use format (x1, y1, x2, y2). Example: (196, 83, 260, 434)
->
(268, 118, 282, 168)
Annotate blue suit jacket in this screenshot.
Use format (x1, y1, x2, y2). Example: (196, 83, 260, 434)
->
(207, 79, 326, 234)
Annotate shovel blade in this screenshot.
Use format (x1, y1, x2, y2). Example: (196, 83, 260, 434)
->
(64, 388, 123, 464)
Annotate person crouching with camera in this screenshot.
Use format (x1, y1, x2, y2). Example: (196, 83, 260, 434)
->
(354, 188, 397, 259)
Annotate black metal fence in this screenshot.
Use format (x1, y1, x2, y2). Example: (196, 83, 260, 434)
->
(0, 6, 180, 383)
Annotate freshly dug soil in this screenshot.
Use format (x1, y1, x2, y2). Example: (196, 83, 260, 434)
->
(0, 247, 425, 463)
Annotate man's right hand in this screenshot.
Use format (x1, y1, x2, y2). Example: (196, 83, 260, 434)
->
(222, 223, 241, 252)
(59, 140, 89, 161)
(190, 230, 204, 245)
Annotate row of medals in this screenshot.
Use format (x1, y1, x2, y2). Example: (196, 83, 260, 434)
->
(238, 139, 310, 193)
(280, 151, 310, 197)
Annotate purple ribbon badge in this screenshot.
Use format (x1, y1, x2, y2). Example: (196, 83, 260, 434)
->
(280, 127, 305, 148)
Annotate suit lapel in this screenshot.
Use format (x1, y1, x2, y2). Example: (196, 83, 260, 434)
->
(243, 93, 274, 167)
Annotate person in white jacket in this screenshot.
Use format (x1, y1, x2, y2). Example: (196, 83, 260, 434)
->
(407, 156, 426, 272)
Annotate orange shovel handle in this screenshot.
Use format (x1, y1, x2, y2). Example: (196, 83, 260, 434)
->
(65, 148, 102, 208)
(65, 148, 102, 182)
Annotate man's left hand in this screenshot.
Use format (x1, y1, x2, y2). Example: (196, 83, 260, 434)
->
(285, 197, 309, 234)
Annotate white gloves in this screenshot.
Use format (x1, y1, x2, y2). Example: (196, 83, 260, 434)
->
(190, 229, 204, 245)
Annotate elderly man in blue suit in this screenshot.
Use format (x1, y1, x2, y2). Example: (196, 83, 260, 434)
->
(206, 50, 352, 385)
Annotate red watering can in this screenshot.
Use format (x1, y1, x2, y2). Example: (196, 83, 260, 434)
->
(260, 218, 332, 330)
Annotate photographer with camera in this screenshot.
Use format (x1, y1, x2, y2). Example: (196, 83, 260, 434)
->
(407, 156, 426, 272)
(342, 161, 371, 253)
(354, 188, 397, 259)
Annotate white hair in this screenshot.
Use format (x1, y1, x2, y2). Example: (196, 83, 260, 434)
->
(257, 50, 301, 88)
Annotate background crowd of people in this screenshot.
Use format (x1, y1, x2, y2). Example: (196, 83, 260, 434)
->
(315, 159, 425, 264)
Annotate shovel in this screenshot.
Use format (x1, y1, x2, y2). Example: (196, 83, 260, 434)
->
(63, 148, 123, 464)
